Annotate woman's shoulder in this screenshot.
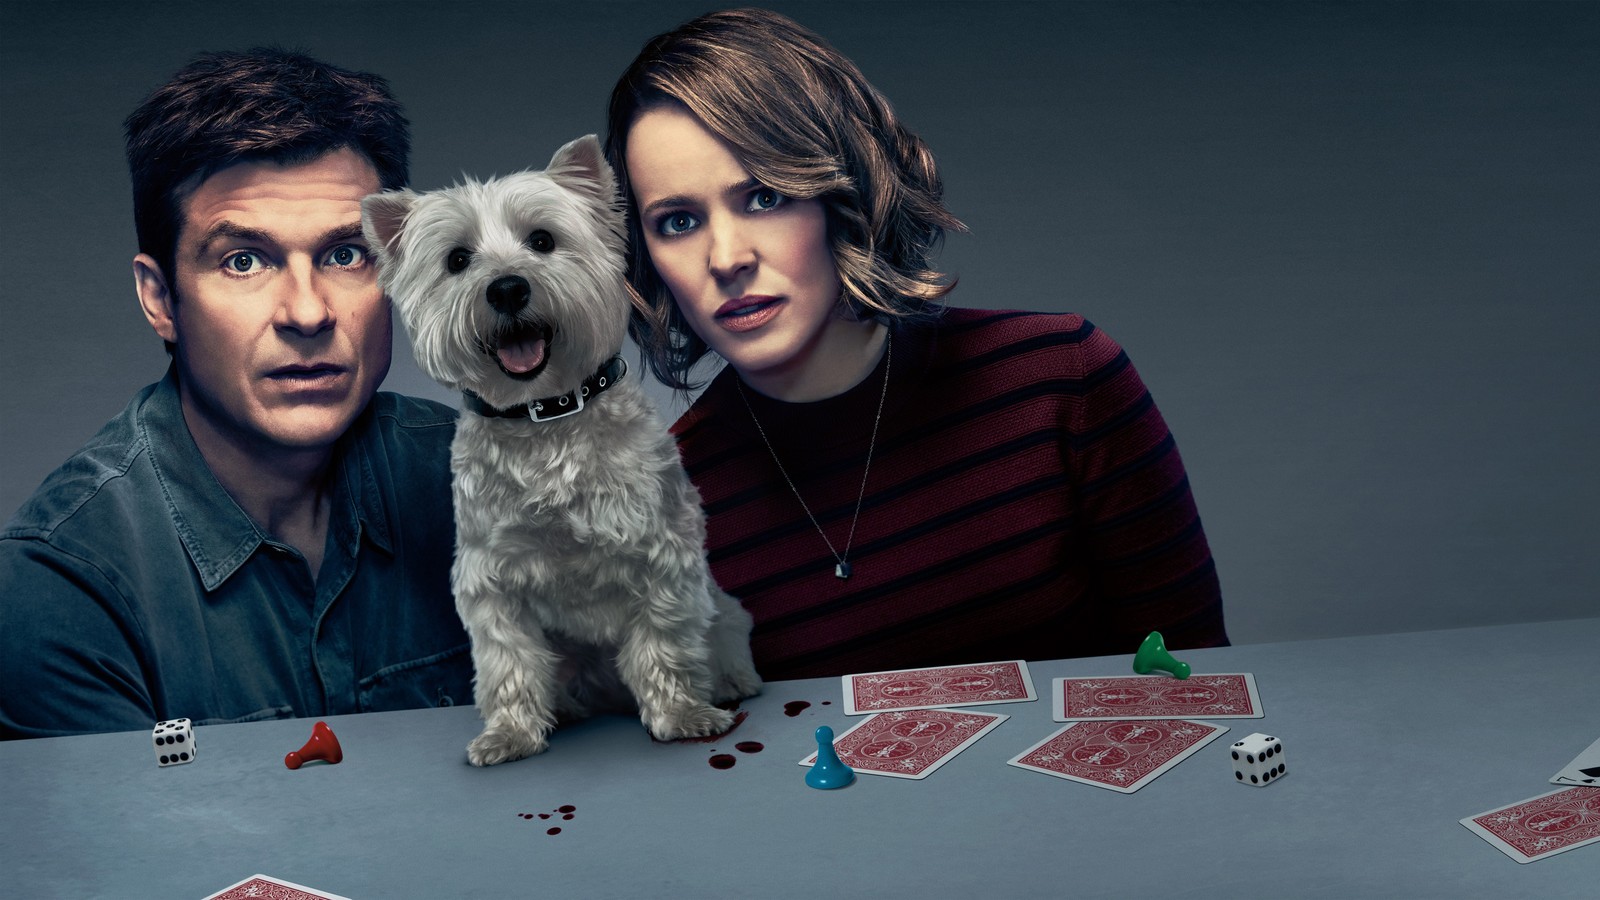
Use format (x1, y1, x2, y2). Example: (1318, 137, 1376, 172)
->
(925, 306, 1123, 377)
(670, 366, 739, 445)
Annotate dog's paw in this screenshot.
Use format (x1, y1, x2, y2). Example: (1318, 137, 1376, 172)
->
(711, 667, 763, 705)
(648, 703, 736, 742)
(466, 726, 549, 767)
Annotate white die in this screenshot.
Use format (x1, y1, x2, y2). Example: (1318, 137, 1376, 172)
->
(152, 718, 196, 767)
(1230, 732, 1286, 786)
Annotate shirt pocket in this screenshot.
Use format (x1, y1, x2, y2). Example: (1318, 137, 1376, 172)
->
(358, 642, 473, 712)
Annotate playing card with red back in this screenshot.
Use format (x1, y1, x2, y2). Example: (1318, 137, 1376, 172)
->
(203, 874, 351, 899)
(1460, 787, 1600, 863)
(801, 709, 1008, 779)
(1054, 673, 1263, 721)
(1008, 719, 1228, 793)
(841, 660, 1036, 714)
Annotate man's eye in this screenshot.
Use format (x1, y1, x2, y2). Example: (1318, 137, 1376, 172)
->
(747, 188, 785, 212)
(224, 252, 262, 273)
(657, 211, 699, 237)
(326, 245, 368, 268)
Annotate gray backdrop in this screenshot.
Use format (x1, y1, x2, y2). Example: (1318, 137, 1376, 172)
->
(2, 1, 1595, 646)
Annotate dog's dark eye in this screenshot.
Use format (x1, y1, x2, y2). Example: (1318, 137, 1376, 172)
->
(446, 247, 472, 273)
(527, 230, 555, 253)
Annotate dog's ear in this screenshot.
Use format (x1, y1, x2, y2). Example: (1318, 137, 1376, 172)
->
(361, 189, 418, 262)
(546, 135, 619, 207)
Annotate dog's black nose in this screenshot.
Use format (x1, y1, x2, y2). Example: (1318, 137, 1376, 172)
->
(486, 275, 531, 315)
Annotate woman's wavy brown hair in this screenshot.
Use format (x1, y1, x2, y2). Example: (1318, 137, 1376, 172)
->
(605, 7, 966, 390)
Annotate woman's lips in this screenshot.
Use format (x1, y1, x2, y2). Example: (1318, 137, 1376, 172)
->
(714, 296, 783, 333)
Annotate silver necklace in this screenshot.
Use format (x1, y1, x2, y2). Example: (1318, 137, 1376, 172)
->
(736, 331, 891, 580)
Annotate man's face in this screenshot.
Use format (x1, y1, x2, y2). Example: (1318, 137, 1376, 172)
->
(148, 149, 391, 456)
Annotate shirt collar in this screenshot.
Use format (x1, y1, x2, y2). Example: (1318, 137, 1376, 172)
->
(139, 366, 392, 591)
(333, 405, 394, 558)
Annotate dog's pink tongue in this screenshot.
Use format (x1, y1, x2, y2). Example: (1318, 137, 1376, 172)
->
(497, 337, 547, 374)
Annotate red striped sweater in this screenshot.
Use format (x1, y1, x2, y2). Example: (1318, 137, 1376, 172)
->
(673, 307, 1228, 680)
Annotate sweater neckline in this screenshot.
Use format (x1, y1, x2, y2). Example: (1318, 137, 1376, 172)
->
(708, 314, 938, 454)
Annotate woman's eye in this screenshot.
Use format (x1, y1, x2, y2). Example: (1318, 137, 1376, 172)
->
(748, 188, 785, 212)
(224, 252, 262, 274)
(326, 245, 368, 268)
(657, 211, 700, 237)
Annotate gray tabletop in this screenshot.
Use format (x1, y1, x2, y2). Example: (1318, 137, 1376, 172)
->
(4, 617, 1597, 898)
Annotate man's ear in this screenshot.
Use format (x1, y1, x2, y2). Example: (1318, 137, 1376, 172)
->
(133, 254, 177, 344)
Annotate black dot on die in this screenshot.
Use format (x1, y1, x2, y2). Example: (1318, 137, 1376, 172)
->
(1231, 751, 1239, 760)
(1250, 775, 1259, 783)
(1235, 771, 1243, 780)
(160, 755, 169, 764)
(175, 734, 185, 744)
(1277, 764, 1286, 775)
(179, 753, 189, 761)
(1265, 748, 1273, 759)
(1274, 743, 1282, 754)
(1246, 753, 1255, 764)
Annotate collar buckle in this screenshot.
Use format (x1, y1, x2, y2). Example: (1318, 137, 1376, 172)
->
(529, 387, 585, 422)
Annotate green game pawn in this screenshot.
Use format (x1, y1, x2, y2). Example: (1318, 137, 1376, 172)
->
(1132, 631, 1191, 679)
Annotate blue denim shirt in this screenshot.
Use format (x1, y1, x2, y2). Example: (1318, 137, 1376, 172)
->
(0, 368, 472, 739)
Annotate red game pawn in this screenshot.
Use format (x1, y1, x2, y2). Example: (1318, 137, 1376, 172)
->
(284, 720, 344, 769)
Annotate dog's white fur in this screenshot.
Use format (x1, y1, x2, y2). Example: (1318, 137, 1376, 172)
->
(362, 135, 760, 766)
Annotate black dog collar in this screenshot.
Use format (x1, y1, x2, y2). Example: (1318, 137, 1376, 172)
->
(462, 356, 627, 423)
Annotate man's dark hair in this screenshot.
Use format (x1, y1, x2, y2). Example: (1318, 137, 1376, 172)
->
(124, 47, 410, 288)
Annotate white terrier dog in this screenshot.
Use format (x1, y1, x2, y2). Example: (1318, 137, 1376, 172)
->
(362, 135, 761, 766)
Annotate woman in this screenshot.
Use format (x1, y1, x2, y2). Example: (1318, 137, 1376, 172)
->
(606, 8, 1227, 680)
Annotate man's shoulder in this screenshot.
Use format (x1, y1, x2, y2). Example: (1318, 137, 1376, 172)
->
(358, 392, 459, 458)
(350, 393, 458, 497)
(2, 384, 162, 545)
(368, 391, 458, 431)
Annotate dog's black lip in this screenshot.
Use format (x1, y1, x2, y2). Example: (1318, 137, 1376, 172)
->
(483, 320, 554, 382)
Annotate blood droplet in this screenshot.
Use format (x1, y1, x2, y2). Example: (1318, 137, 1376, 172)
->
(783, 701, 811, 717)
(557, 805, 575, 813)
(709, 754, 736, 769)
(547, 827, 561, 835)
(735, 741, 764, 754)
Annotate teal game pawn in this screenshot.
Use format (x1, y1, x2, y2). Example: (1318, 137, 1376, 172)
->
(806, 726, 855, 789)
(1132, 630, 1191, 679)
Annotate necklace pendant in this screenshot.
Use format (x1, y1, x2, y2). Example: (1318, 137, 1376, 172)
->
(835, 561, 852, 579)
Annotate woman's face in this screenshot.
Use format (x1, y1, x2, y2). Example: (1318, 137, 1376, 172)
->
(626, 104, 847, 393)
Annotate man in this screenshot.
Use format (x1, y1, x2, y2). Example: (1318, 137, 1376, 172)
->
(0, 49, 472, 739)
